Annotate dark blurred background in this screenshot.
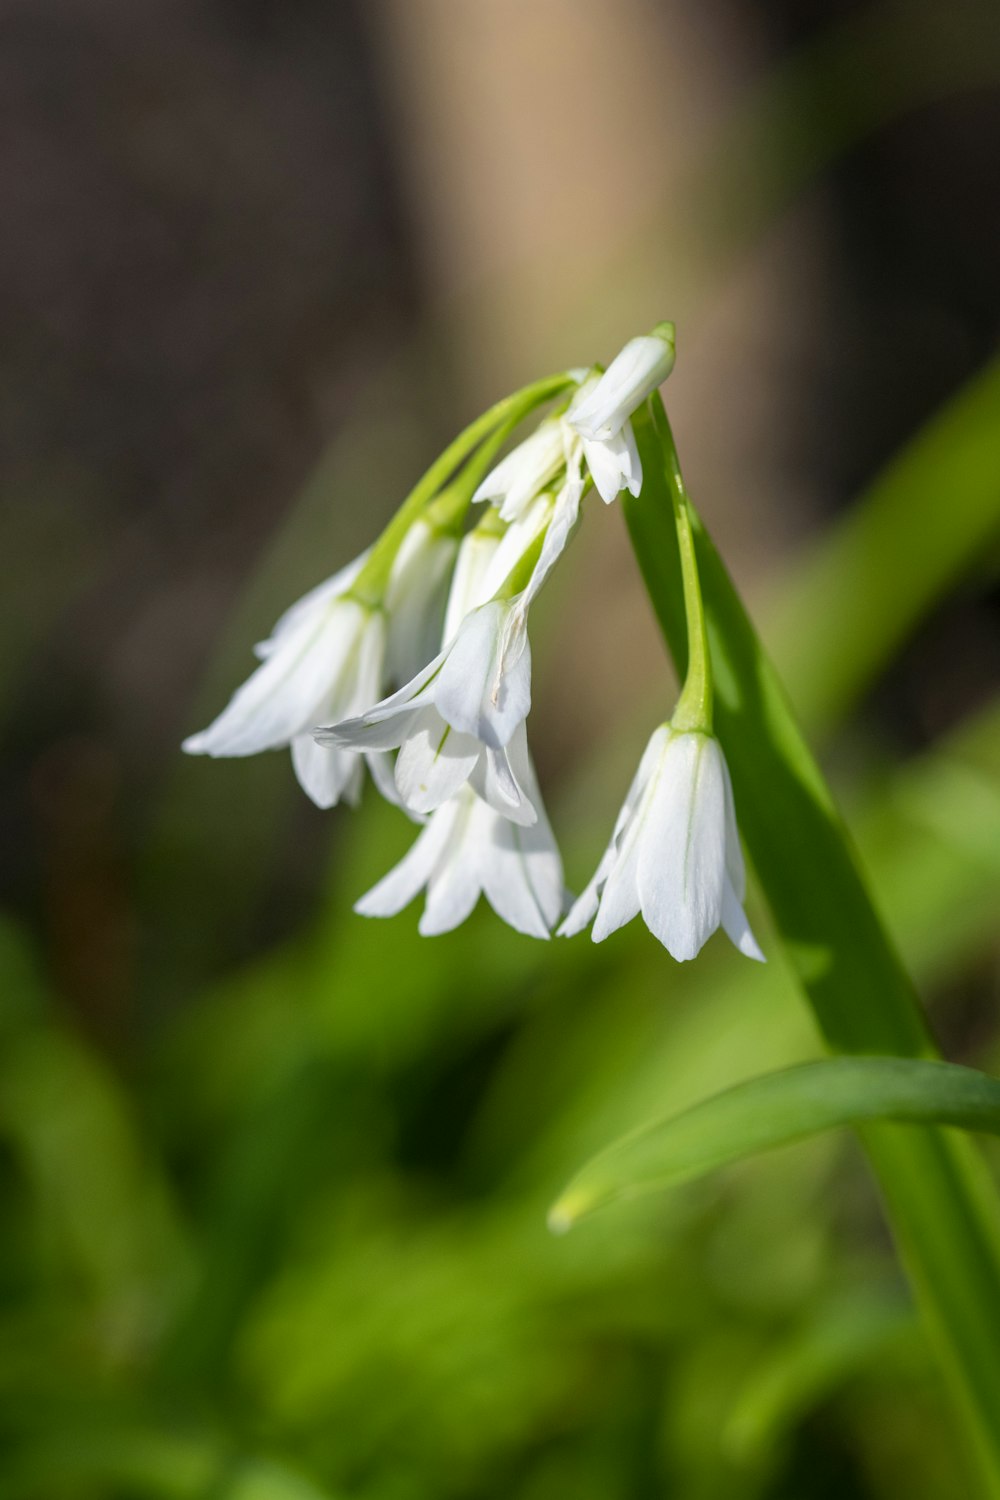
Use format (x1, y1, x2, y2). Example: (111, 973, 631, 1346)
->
(1, 3, 999, 1497)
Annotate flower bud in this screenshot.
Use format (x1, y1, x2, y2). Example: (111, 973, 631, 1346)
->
(567, 322, 676, 442)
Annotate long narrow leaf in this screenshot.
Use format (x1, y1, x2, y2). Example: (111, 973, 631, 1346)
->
(550, 1058, 1000, 1228)
(624, 398, 1000, 1491)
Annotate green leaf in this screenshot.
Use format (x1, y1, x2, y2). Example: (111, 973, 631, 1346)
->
(624, 397, 1000, 1492)
(550, 1058, 1000, 1228)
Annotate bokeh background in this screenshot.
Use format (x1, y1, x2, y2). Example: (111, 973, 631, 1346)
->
(2, 1, 1000, 1496)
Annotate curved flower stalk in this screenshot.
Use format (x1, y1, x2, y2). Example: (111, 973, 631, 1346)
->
(560, 725, 763, 961)
(354, 767, 564, 939)
(182, 519, 452, 809)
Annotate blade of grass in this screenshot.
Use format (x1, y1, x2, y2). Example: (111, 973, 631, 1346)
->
(550, 1058, 1000, 1226)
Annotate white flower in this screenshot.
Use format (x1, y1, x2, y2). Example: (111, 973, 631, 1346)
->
(472, 419, 566, 522)
(354, 771, 565, 939)
(182, 518, 453, 810)
(319, 512, 550, 825)
(567, 322, 676, 443)
(318, 597, 535, 822)
(560, 725, 764, 962)
(473, 371, 644, 526)
(566, 375, 642, 506)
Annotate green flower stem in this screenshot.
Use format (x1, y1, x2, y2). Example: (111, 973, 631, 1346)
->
(663, 435, 713, 734)
(350, 373, 575, 606)
(626, 394, 1000, 1495)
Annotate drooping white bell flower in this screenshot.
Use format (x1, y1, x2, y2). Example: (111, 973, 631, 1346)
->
(559, 725, 764, 962)
(319, 508, 551, 825)
(182, 518, 452, 810)
(319, 598, 534, 819)
(567, 322, 676, 444)
(355, 768, 565, 939)
(564, 374, 642, 506)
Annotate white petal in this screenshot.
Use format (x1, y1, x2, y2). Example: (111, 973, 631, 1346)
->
(473, 421, 565, 521)
(509, 782, 565, 930)
(637, 733, 727, 960)
(478, 811, 552, 940)
(589, 730, 674, 941)
(182, 602, 367, 758)
(590, 729, 681, 945)
(283, 612, 386, 806)
(581, 436, 624, 504)
(479, 494, 553, 603)
(337, 608, 388, 715)
(467, 723, 538, 827)
(567, 327, 676, 442)
(317, 649, 443, 751)
(354, 800, 460, 918)
(721, 877, 766, 962)
(619, 419, 643, 496)
(442, 531, 502, 643)
(590, 801, 645, 942)
(433, 602, 531, 749)
(385, 523, 457, 684)
(290, 732, 357, 809)
(351, 651, 442, 722)
(393, 708, 481, 815)
(315, 710, 418, 753)
(521, 479, 582, 606)
(420, 802, 483, 934)
(558, 723, 669, 939)
(581, 422, 642, 504)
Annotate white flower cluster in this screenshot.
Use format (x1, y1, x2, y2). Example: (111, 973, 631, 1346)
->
(184, 325, 762, 962)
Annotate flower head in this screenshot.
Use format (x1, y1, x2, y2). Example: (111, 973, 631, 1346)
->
(355, 770, 565, 939)
(560, 725, 764, 962)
